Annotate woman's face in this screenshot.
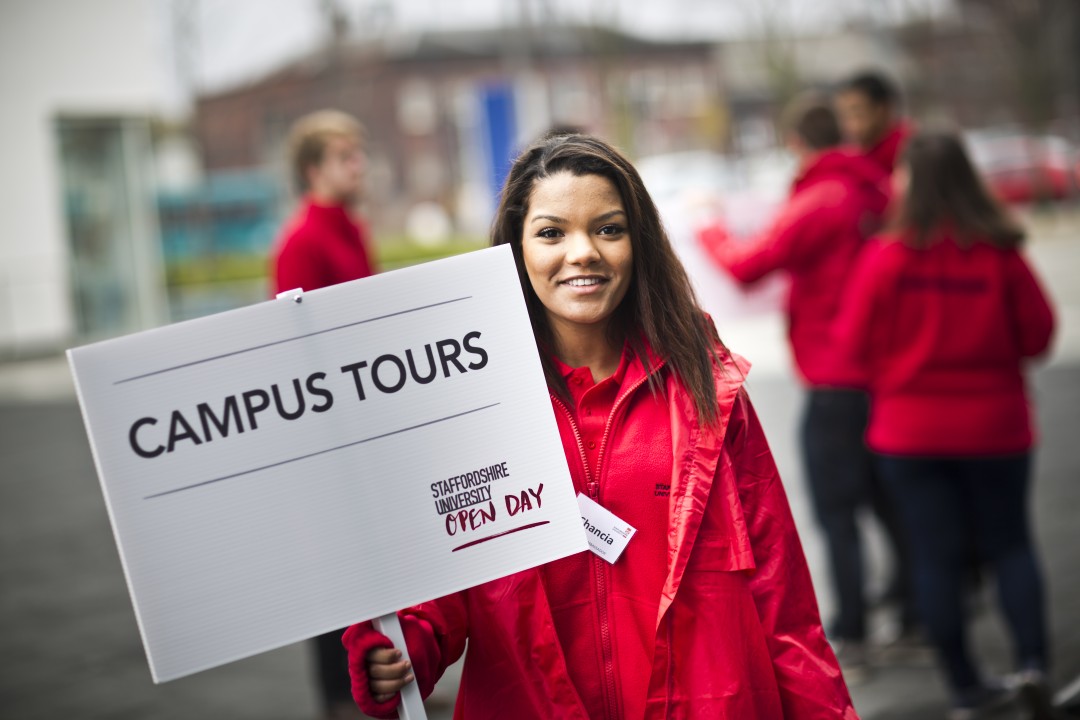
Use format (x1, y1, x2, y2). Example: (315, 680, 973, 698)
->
(520, 171, 634, 341)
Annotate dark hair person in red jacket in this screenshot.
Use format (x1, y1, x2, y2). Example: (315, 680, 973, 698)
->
(836, 132, 1056, 720)
(270, 109, 377, 720)
(835, 70, 913, 175)
(698, 96, 915, 677)
(343, 134, 859, 719)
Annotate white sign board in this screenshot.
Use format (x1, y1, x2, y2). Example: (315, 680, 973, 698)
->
(68, 245, 587, 683)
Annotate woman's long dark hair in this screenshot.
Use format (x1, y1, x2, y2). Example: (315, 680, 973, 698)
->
(896, 131, 1025, 249)
(491, 133, 725, 426)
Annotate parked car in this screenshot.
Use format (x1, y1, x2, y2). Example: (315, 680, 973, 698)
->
(963, 130, 1080, 204)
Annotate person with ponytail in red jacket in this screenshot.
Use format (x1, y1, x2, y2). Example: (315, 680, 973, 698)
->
(697, 96, 915, 676)
(835, 131, 1056, 720)
(342, 133, 859, 719)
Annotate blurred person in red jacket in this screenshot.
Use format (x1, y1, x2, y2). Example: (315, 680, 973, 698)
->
(697, 97, 914, 677)
(835, 131, 1056, 720)
(838, 69, 995, 628)
(343, 134, 859, 719)
(271, 109, 376, 720)
(835, 70, 913, 174)
(271, 109, 376, 297)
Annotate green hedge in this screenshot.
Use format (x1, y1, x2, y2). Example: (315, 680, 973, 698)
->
(165, 236, 488, 287)
(376, 236, 488, 271)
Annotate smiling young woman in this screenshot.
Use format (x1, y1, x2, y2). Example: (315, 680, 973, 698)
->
(519, 171, 634, 378)
(342, 133, 859, 720)
(492, 132, 724, 427)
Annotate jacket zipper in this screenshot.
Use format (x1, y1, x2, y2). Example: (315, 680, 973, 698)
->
(550, 394, 591, 490)
(594, 364, 659, 483)
(549, 361, 663, 720)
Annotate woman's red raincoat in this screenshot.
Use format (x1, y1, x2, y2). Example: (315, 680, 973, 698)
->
(344, 351, 859, 719)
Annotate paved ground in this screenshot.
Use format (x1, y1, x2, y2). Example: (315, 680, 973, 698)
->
(760, 365, 1080, 720)
(2, 211, 1078, 719)
(1, 362, 1077, 720)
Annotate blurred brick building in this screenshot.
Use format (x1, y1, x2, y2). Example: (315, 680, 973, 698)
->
(193, 25, 726, 236)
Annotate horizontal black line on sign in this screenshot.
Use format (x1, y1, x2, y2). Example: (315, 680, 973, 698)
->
(451, 521, 551, 552)
(143, 402, 500, 500)
(115, 296, 472, 384)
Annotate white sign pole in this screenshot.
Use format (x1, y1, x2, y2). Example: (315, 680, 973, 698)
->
(281, 288, 427, 717)
(281, 290, 428, 719)
(372, 613, 428, 720)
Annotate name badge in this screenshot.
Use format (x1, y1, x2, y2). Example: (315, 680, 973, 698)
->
(577, 493, 637, 564)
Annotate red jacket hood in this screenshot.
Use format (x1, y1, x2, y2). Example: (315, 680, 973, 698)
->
(796, 148, 890, 218)
(696, 148, 890, 387)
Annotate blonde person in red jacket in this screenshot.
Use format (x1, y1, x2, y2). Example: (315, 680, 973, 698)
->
(271, 109, 377, 720)
(698, 97, 915, 675)
(271, 110, 376, 297)
(343, 134, 859, 719)
(836, 131, 1056, 720)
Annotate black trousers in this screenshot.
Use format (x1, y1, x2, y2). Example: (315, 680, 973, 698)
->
(800, 388, 914, 641)
(313, 628, 353, 711)
(878, 454, 1048, 693)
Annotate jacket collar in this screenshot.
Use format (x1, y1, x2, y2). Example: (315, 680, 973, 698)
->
(550, 342, 633, 386)
(866, 120, 912, 171)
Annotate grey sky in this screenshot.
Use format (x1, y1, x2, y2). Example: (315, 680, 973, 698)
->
(182, 0, 951, 94)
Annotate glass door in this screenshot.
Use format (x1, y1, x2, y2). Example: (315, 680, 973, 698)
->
(56, 116, 165, 340)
